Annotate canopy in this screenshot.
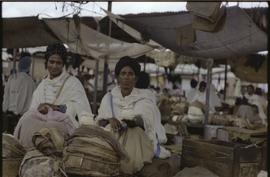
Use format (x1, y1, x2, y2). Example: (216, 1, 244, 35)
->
(102, 6, 267, 59)
(3, 16, 98, 48)
(43, 18, 153, 60)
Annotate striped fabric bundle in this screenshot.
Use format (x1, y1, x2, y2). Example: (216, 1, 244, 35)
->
(62, 125, 127, 177)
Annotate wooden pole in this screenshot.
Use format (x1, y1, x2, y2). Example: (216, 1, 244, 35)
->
(224, 59, 228, 101)
(102, 1, 112, 94)
(12, 49, 17, 75)
(93, 59, 99, 115)
(156, 65, 159, 87)
(31, 55, 35, 78)
(204, 58, 213, 126)
(144, 57, 146, 72)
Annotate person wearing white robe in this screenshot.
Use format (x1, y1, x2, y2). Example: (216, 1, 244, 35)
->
(29, 43, 93, 127)
(193, 82, 222, 113)
(96, 57, 170, 174)
(30, 71, 93, 127)
(245, 85, 267, 125)
(186, 79, 198, 103)
(13, 44, 93, 149)
(3, 55, 36, 115)
(3, 54, 36, 133)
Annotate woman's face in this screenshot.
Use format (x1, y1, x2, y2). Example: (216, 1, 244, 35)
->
(117, 66, 137, 91)
(247, 86, 254, 95)
(47, 54, 64, 79)
(199, 85, 206, 92)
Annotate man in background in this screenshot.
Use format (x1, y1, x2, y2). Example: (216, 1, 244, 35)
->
(186, 79, 198, 103)
(3, 52, 36, 133)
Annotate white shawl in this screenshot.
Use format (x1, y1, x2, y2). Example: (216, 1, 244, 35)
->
(193, 84, 221, 113)
(96, 86, 168, 150)
(30, 71, 93, 127)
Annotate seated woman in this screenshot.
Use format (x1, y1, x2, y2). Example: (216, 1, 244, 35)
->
(14, 43, 94, 149)
(96, 56, 170, 175)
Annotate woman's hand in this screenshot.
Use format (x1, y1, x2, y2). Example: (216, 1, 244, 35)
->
(37, 103, 51, 114)
(122, 116, 144, 130)
(98, 119, 109, 127)
(122, 119, 137, 128)
(37, 103, 60, 114)
(109, 118, 122, 132)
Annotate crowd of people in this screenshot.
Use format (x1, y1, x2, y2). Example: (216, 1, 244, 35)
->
(2, 43, 268, 176)
(2, 43, 171, 175)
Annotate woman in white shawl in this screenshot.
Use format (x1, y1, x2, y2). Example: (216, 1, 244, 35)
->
(14, 43, 93, 148)
(96, 57, 170, 175)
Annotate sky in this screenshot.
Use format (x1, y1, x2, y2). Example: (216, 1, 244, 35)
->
(2, 2, 268, 18)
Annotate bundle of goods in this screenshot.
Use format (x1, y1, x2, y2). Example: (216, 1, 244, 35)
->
(186, 101, 205, 124)
(19, 149, 66, 177)
(3, 133, 26, 177)
(182, 138, 262, 177)
(158, 96, 173, 122)
(171, 102, 188, 115)
(209, 114, 265, 130)
(208, 113, 235, 126)
(62, 125, 127, 177)
(19, 127, 67, 177)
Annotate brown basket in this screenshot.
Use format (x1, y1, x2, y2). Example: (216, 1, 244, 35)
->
(3, 158, 22, 177)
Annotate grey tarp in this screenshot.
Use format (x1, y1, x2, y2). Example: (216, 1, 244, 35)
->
(228, 54, 267, 83)
(3, 16, 153, 60)
(3, 16, 60, 48)
(3, 16, 98, 48)
(118, 6, 267, 59)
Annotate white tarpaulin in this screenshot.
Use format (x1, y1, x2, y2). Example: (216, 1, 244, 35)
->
(146, 49, 177, 67)
(43, 18, 153, 60)
(104, 9, 162, 49)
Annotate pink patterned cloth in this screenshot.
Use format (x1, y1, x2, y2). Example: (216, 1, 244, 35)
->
(32, 108, 75, 131)
(14, 108, 76, 149)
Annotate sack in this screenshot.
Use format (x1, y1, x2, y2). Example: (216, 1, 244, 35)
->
(32, 127, 65, 156)
(14, 109, 73, 149)
(114, 127, 154, 174)
(2, 133, 26, 177)
(19, 149, 66, 177)
(187, 2, 226, 32)
(186, 2, 222, 23)
(176, 24, 196, 46)
(62, 125, 127, 176)
(192, 6, 226, 32)
(2, 133, 26, 158)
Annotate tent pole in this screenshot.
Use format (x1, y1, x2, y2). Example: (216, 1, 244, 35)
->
(144, 57, 146, 72)
(156, 66, 159, 87)
(12, 49, 17, 75)
(204, 58, 213, 127)
(102, 1, 112, 95)
(93, 59, 99, 115)
(102, 56, 109, 95)
(31, 55, 35, 79)
(224, 59, 228, 101)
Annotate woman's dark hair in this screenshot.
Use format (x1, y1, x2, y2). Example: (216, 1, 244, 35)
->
(135, 71, 150, 89)
(45, 43, 67, 68)
(247, 84, 255, 91)
(115, 56, 141, 77)
(199, 81, 207, 89)
(190, 79, 198, 88)
(255, 87, 262, 95)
